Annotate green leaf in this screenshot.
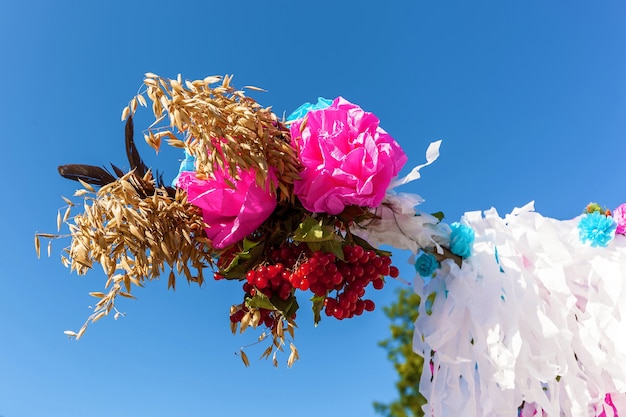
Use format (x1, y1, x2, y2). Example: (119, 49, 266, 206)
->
(271, 294, 299, 319)
(351, 234, 391, 257)
(318, 238, 345, 261)
(220, 239, 265, 279)
(242, 238, 260, 252)
(307, 241, 322, 253)
(294, 216, 336, 243)
(246, 292, 276, 311)
(311, 295, 326, 326)
(430, 211, 445, 222)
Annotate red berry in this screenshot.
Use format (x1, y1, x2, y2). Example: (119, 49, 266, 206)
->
(255, 275, 268, 289)
(372, 278, 385, 290)
(282, 270, 292, 281)
(299, 262, 311, 276)
(311, 284, 326, 297)
(346, 289, 358, 304)
(330, 272, 342, 285)
(354, 300, 365, 315)
(357, 286, 366, 297)
(389, 266, 400, 278)
(352, 265, 364, 278)
(364, 264, 377, 277)
(363, 299, 375, 312)
(352, 245, 364, 259)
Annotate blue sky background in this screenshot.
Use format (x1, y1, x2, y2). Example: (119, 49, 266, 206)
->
(1, 1, 626, 416)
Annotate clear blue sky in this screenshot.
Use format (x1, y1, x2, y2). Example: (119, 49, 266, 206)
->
(1, 1, 626, 416)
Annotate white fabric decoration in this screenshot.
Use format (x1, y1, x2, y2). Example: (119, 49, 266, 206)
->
(412, 203, 626, 417)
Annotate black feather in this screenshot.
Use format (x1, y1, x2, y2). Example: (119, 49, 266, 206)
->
(110, 163, 125, 178)
(58, 164, 117, 187)
(125, 116, 148, 177)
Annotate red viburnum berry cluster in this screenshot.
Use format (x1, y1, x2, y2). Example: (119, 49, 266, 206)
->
(227, 242, 399, 326)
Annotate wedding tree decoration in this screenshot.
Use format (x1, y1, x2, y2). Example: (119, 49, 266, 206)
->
(37, 73, 444, 367)
(37, 73, 626, 416)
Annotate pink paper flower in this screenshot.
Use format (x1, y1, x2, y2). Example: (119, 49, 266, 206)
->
(289, 97, 407, 215)
(176, 168, 277, 249)
(614, 203, 626, 235)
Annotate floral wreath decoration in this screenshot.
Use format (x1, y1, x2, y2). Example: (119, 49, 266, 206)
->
(36, 74, 626, 416)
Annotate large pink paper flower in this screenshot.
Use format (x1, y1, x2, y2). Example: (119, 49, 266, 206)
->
(176, 168, 277, 249)
(289, 97, 407, 214)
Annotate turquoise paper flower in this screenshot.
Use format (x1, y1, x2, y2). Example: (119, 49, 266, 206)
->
(578, 211, 616, 247)
(286, 97, 333, 122)
(450, 223, 475, 258)
(171, 150, 196, 187)
(414, 251, 440, 281)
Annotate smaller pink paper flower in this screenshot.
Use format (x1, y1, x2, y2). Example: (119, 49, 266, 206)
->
(289, 97, 407, 215)
(614, 203, 626, 235)
(176, 168, 277, 249)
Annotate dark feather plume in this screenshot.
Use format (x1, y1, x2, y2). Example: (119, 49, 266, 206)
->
(57, 164, 117, 187)
(58, 115, 176, 197)
(110, 163, 125, 178)
(125, 116, 148, 177)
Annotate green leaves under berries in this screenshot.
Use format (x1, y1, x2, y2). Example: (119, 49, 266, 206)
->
(219, 238, 265, 279)
(294, 216, 345, 260)
(246, 291, 299, 320)
(294, 216, 337, 242)
(246, 292, 276, 311)
(311, 295, 326, 326)
(350, 233, 391, 258)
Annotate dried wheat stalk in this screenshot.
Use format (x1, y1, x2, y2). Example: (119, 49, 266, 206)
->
(122, 73, 300, 202)
(42, 170, 214, 339)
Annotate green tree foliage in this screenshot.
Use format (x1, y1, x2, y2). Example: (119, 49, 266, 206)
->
(374, 288, 426, 417)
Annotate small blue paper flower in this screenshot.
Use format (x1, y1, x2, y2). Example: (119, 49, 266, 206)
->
(286, 97, 333, 122)
(171, 150, 196, 187)
(578, 211, 616, 247)
(450, 222, 475, 258)
(414, 251, 440, 282)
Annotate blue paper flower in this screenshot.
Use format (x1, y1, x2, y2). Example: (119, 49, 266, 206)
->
(414, 251, 440, 282)
(578, 211, 616, 247)
(286, 97, 333, 122)
(450, 222, 475, 258)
